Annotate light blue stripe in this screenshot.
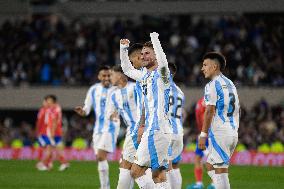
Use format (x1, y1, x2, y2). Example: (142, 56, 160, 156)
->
(98, 87, 107, 133)
(168, 144, 173, 156)
(92, 88, 96, 128)
(150, 71, 159, 132)
(209, 129, 230, 165)
(121, 88, 138, 148)
(111, 94, 119, 110)
(220, 75, 236, 129)
(215, 80, 225, 123)
(144, 84, 150, 131)
(148, 133, 160, 170)
(109, 121, 115, 151)
(180, 93, 185, 126)
(133, 85, 138, 106)
(170, 84, 178, 134)
(172, 154, 182, 164)
(132, 81, 143, 135)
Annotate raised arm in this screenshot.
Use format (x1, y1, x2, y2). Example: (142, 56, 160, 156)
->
(120, 39, 144, 81)
(150, 32, 171, 87)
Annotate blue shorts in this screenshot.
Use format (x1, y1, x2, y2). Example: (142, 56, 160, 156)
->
(38, 135, 52, 147)
(54, 136, 62, 145)
(195, 137, 209, 157)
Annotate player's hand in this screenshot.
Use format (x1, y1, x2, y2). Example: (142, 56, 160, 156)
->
(110, 111, 119, 122)
(120, 39, 130, 49)
(150, 32, 159, 38)
(198, 136, 207, 150)
(74, 106, 86, 116)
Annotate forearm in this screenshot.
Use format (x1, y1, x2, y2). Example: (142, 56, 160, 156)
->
(150, 33, 170, 85)
(120, 46, 144, 81)
(201, 106, 215, 134)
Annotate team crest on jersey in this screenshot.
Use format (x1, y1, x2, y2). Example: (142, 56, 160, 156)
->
(222, 85, 228, 89)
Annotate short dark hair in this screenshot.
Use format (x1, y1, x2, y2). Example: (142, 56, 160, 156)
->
(143, 41, 153, 49)
(203, 52, 226, 71)
(112, 64, 123, 73)
(44, 94, 57, 102)
(98, 65, 111, 72)
(168, 62, 177, 76)
(128, 43, 143, 56)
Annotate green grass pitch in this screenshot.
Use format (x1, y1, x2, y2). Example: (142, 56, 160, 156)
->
(0, 160, 283, 189)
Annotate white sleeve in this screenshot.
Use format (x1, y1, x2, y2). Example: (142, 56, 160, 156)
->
(105, 93, 119, 119)
(82, 87, 94, 115)
(120, 44, 144, 81)
(150, 32, 171, 88)
(204, 82, 217, 106)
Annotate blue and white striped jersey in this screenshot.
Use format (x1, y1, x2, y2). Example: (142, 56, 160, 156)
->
(83, 83, 120, 134)
(204, 74, 240, 137)
(169, 83, 185, 135)
(120, 33, 172, 134)
(107, 82, 138, 136)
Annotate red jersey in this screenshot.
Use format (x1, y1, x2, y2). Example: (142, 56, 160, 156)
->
(46, 104, 62, 136)
(36, 107, 47, 135)
(195, 97, 206, 132)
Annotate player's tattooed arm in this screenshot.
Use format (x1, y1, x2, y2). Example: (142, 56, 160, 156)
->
(150, 32, 171, 87)
(120, 39, 144, 81)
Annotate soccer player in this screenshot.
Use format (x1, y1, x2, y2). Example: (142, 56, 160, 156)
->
(35, 98, 47, 169)
(37, 95, 69, 171)
(120, 32, 172, 189)
(167, 62, 185, 189)
(48, 96, 69, 171)
(187, 97, 214, 189)
(198, 52, 240, 189)
(74, 66, 120, 189)
(107, 65, 139, 189)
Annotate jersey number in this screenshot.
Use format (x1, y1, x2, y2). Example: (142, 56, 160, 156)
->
(169, 96, 183, 119)
(227, 93, 235, 117)
(142, 83, 147, 95)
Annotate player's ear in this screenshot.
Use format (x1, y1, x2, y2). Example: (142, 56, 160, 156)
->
(98, 72, 102, 80)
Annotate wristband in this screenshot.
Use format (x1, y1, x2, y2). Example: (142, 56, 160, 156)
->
(200, 132, 208, 138)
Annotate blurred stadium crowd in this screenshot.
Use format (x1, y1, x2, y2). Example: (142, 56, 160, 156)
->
(1, 99, 283, 152)
(0, 14, 283, 87)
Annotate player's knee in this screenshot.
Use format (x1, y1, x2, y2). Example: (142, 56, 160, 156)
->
(130, 168, 138, 178)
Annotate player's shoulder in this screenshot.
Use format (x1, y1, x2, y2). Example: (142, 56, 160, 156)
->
(88, 83, 100, 91)
(220, 74, 236, 89)
(127, 81, 136, 87)
(174, 83, 184, 97)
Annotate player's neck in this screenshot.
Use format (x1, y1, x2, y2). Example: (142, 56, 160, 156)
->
(210, 71, 222, 80)
(146, 62, 158, 72)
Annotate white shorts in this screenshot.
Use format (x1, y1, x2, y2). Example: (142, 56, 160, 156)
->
(134, 130, 172, 170)
(121, 134, 138, 163)
(92, 131, 118, 154)
(168, 134, 183, 162)
(207, 133, 238, 168)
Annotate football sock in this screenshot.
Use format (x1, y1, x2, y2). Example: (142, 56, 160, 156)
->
(98, 160, 110, 189)
(194, 167, 203, 183)
(117, 168, 134, 189)
(135, 174, 155, 189)
(215, 173, 230, 189)
(168, 168, 182, 189)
